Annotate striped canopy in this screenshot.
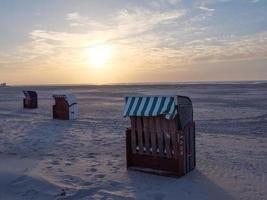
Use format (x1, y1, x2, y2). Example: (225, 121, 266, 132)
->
(123, 96, 178, 120)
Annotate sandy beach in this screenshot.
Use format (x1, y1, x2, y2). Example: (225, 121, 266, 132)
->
(0, 82, 266, 200)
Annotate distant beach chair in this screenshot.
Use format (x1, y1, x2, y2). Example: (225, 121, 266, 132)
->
(52, 94, 78, 120)
(123, 95, 196, 176)
(23, 91, 38, 109)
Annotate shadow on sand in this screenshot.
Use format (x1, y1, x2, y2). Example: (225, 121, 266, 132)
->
(126, 168, 235, 200)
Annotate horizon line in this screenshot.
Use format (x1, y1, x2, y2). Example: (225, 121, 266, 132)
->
(2, 79, 267, 87)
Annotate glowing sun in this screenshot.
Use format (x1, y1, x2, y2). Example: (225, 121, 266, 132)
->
(85, 44, 112, 68)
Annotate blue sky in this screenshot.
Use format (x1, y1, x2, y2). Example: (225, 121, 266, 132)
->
(0, 0, 266, 84)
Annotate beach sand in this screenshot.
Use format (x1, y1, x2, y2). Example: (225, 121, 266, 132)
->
(0, 82, 266, 200)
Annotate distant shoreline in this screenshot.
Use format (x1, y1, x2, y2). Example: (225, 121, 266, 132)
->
(4, 80, 267, 87)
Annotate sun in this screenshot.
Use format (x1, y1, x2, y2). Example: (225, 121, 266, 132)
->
(85, 44, 112, 68)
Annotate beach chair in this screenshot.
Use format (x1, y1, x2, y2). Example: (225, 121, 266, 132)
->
(123, 95, 196, 176)
(23, 91, 38, 109)
(52, 94, 78, 120)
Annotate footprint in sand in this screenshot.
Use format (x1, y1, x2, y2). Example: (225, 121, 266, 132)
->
(81, 181, 93, 186)
(90, 168, 97, 172)
(67, 157, 76, 162)
(87, 153, 96, 158)
(8, 152, 17, 156)
(65, 162, 72, 166)
(113, 154, 120, 158)
(95, 174, 105, 179)
(51, 160, 60, 165)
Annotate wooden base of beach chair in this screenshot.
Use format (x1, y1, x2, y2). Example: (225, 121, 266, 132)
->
(125, 116, 196, 177)
(53, 104, 69, 120)
(23, 99, 38, 109)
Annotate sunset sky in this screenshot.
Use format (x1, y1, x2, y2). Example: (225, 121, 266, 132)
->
(0, 0, 267, 85)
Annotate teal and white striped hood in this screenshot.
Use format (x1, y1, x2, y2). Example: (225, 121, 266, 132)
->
(123, 96, 178, 120)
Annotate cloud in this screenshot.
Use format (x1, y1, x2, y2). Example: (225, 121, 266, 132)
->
(2, 5, 267, 76)
(16, 28, 267, 73)
(183, 32, 267, 63)
(66, 12, 86, 27)
(114, 7, 186, 35)
(195, 0, 232, 6)
(34, 10, 41, 16)
(168, 0, 182, 4)
(66, 12, 83, 21)
(199, 6, 215, 12)
(150, 0, 182, 8)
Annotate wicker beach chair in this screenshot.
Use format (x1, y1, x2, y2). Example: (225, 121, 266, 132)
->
(23, 91, 38, 109)
(123, 95, 196, 176)
(52, 94, 78, 120)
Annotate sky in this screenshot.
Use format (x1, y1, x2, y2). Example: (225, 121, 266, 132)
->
(0, 0, 267, 85)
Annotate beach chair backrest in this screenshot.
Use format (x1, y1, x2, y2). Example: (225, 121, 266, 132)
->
(54, 97, 69, 110)
(53, 96, 69, 119)
(177, 96, 193, 129)
(23, 91, 38, 108)
(129, 116, 179, 159)
(53, 94, 78, 120)
(23, 91, 37, 99)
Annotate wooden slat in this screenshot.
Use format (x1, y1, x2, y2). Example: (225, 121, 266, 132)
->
(136, 117, 144, 154)
(143, 117, 150, 155)
(156, 117, 164, 157)
(130, 117, 137, 154)
(149, 117, 157, 156)
(163, 118, 171, 158)
(170, 119, 178, 158)
(189, 125, 195, 170)
(128, 154, 181, 176)
(125, 129, 132, 168)
(185, 127, 189, 173)
(193, 122, 196, 168)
